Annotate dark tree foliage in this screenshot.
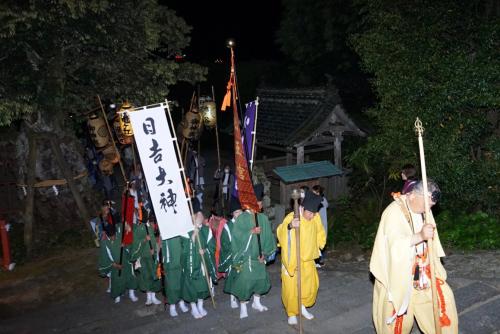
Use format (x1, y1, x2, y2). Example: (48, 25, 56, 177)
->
(276, 0, 362, 85)
(0, 0, 207, 127)
(349, 0, 499, 214)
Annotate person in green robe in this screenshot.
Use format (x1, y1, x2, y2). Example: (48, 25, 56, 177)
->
(162, 235, 190, 317)
(180, 198, 217, 319)
(129, 216, 162, 306)
(98, 224, 138, 303)
(221, 195, 243, 309)
(225, 184, 277, 319)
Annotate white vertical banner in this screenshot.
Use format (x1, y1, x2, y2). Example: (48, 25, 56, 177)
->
(129, 103, 193, 240)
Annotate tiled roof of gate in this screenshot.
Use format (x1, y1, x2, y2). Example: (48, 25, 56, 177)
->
(256, 87, 341, 146)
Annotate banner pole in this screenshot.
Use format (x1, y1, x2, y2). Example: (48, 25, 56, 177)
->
(250, 97, 259, 173)
(165, 100, 216, 308)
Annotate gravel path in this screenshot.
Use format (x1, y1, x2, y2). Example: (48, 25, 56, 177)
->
(1, 249, 498, 334)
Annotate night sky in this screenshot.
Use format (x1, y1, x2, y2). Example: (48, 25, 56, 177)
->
(165, 1, 284, 63)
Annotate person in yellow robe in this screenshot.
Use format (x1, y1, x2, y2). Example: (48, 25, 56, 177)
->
(370, 180, 458, 334)
(277, 190, 326, 325)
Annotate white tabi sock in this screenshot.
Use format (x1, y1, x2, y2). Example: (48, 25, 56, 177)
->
(150, 292, 162, 305)
(197, 298, 207, 317)
(251, 294, 268, 312)
(106, 277, 111, 293)
(301, 305, 314, 320)
(240, 301, 248, 319)
(230, 295, 239, 309)
(288, 316, 298, 325)
(190, 302, 202, 319)
(169, 304, 178, 317)
(145, 292, 153, 306)
(128, 289, 138, 302)
(179, 300, 189, 313)
(114, 296, 121, 304)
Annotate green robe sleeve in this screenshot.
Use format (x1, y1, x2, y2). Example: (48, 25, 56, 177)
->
(231, 213, 254, 264)
(98, 239, 113, 276)
(257, 213, 277, 257)
(129, 224, 146, 262)
(218, 223, 233, 272)
(200, 225, 217, 281)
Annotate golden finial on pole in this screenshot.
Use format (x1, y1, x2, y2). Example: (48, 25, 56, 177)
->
(414, 117, 441, 334)
(415, 117, 424, 135)
(226, 38, 236, 49)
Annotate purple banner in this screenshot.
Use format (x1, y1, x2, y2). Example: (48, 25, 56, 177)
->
(242, 100, 257, 163)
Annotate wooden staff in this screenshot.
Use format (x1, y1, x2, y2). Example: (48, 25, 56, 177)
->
(118, 182, 130, 277)
(182, 139, 189, 171)
(211, 85, 222, 169)
(96, 95, 127, 183)
(142, 213, 156, 264)
(158, 241, 168, 309)
(251, 211, 263, 258)
(189, 92, 196, 112)
(165, 99, 216, 308)
(180, 138, 186, 166)
(291, 189, 303, 334)
(131, 138, 138, 175)
(415, 118, 441, 334)
(249, 97, 259, 173)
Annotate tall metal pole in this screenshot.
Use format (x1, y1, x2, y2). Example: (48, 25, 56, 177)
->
(250, 97, 259, 173)
(415, 118, 441, 334)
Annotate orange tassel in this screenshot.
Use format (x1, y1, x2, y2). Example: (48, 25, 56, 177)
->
(156, 264, 162, 279)
(436, 278, 451, 327)
(394, 314, 404, 334)
(138, 202, 143, 222)
(391, 309, 404, 334)
(221, 89, 231, 111)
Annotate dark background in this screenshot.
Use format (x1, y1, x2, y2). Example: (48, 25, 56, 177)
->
(165, 1, 284, 63)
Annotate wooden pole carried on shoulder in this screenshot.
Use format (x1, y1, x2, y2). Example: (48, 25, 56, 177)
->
(97, 95, 127, 183)
(291, 189, 303, 334)
(415, 117, 441, 334)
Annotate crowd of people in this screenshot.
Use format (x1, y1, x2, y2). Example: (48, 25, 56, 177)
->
(89, 157, 459, 333)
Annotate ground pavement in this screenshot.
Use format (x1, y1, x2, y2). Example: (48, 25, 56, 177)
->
(0, 249, 498, 334)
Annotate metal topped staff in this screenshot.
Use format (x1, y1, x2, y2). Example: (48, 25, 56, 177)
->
(415, 117, 441, 334)
(291, 188, 303, 334)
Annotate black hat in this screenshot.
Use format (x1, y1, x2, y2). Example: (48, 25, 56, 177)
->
(253, 183, 264, 201)
(229, 196, 242, 213)
(191, 197, 201, 214)
(301, 190, 322, 213)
